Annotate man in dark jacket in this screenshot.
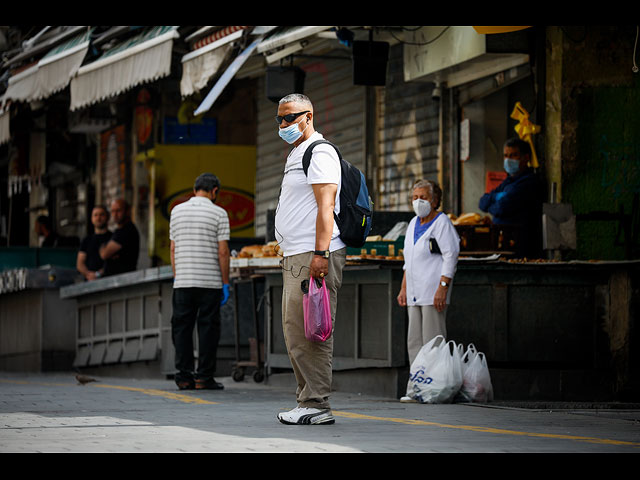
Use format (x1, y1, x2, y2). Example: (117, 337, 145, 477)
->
(479, 138, 545, 258)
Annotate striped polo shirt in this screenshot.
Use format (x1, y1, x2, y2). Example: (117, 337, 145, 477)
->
(169, 195, 230, 289)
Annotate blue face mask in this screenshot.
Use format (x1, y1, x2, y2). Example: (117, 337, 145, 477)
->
(278, 117, 308, 144)
(503, 157, 521, 175)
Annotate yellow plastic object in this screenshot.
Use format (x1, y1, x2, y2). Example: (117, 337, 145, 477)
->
(510, 101, 541, 168)
(473, 26, 531, 34)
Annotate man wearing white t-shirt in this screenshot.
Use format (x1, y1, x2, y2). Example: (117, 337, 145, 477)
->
(274, 94, 346, 426)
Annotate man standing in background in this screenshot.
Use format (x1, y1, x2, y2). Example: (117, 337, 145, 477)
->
(99, 199, 140, 276)
(77, 205, 112, 281)
(169, 173, 230, 391)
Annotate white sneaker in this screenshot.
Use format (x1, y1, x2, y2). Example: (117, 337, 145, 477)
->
(400, 396, 418, 403)
(277, 407, 335, 425)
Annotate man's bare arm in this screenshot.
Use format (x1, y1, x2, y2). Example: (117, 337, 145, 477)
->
(310, 183, 337, 279)
(99, 239, 122, 260)
(218, 240, 230, 285)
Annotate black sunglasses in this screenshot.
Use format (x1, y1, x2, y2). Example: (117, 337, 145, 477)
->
(275, 111, 310, 125)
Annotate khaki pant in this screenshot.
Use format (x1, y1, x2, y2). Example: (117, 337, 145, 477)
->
(405, 305, 447, 396)
(281, 248, 346, 409)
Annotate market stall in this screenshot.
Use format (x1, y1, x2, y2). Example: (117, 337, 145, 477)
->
(234, 216, 639, 401)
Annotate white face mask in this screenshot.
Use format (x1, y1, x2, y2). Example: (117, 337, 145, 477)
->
(412, 198, 431, 218)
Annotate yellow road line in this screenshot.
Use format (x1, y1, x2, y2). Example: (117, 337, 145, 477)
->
(93, 383, 218, 405)
(0, 378, 218, 405)
(332, 410, 640, 447)
(2, 378, 638, 447)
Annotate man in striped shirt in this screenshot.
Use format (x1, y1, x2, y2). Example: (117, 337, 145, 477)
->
(169, 173, 230, 391)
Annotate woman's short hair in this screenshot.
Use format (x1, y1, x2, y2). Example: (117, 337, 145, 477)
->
(412, 179, 442, 210)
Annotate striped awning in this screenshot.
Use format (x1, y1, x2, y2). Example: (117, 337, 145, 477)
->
(3, 29, 91, 104)
(0, 105, 10, 146)
(256, 26, 334, 54)
(70, 26, 179, 111)
(179, 26, 249, 97)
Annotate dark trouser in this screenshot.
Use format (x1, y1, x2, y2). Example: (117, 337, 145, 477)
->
(171, 287, 222, 382)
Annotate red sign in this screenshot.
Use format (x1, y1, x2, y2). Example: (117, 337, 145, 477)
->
(162, 187, 255, 232)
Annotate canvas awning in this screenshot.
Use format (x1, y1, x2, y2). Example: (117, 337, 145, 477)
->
(70, 26, 179, 111)
(3, 29, 91, 104)
(256, 26, 334, 54)
(179, 26, 249, 97)
(0, 105, 10, 146)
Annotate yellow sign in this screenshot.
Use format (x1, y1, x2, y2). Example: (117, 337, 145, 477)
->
(510, 102, 541, 168)
(151, 144, 256, 265)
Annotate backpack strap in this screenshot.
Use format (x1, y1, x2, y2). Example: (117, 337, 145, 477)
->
(302, 139, 342, 176)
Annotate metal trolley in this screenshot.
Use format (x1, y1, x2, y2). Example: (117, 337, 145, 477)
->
(231, 275, 266, 383)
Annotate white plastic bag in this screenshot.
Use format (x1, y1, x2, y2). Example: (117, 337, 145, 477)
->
(457, 345, 494, 403)
(409, 336, 463, 404)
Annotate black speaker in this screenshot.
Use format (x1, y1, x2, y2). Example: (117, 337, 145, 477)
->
(352, 40, 389, 86)
(266, 66, 306, 103)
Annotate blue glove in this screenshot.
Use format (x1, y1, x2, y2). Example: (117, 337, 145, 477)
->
(495, 191, 507, 201)
(221, 283, 230, 306)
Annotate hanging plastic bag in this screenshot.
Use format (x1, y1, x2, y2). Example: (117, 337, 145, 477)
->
(303, 277, 332, 342)
(457, 346, 494, 403)
(409, 336, 463, 404)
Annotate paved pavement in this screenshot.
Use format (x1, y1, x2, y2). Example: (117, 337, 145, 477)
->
(1, 371, 639, 453)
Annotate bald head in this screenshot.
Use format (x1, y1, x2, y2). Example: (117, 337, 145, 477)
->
(110, 199, 130, 227)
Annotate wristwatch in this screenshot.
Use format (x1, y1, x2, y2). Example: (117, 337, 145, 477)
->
(440, 280, 449, 288)
(314, 250, 330, 259)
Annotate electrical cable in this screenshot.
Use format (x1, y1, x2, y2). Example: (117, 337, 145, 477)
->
(388, 26, 451, 46)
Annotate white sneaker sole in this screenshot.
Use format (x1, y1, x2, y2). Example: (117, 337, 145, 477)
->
(400, 396, 418, 403)
(277, 410, 335, 425)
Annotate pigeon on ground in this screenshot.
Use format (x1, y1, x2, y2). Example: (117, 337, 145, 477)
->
(75, 374, 98, 385)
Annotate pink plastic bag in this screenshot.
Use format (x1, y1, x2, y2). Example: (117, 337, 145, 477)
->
(303, 277, 332, 342)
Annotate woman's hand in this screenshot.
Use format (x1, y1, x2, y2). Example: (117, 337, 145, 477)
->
(397, 287, 407, 306)
(433, 286, 447, 312)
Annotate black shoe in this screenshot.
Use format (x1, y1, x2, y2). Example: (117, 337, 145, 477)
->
(176, 379, 195, 390)
(195, 378, 224, 390)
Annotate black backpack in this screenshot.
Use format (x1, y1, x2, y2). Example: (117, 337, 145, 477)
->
(302, 139, 373, 248)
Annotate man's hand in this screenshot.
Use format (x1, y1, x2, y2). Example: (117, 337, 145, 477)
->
(221, 284, 230, 306)
(310, 255, 328, 280)
(433, 286, 448, 312)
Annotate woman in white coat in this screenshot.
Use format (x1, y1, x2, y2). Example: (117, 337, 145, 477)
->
(397, 179, 460, 402)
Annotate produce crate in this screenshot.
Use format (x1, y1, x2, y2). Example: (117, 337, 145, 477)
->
(346, 237, 405, 257)
(456, 225, 519, 253)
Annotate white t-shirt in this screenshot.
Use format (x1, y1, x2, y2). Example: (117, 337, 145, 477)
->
(275, 131, 345, 257)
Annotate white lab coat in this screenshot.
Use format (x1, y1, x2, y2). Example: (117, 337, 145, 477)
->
(403, 213, 460, 306)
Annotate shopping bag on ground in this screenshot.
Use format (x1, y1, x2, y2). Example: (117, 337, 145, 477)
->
(457, 346, 494, 403)
(303, 277, 332, 342)
(454, 344, 477, 402)
(409, 336, 463, 404)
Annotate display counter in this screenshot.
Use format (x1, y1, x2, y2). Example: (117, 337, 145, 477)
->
(258, 254, 639, 400)
(55, 255, 639, 401)
(1, 266, 80, 371)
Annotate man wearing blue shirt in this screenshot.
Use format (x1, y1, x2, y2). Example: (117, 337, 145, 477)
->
(479, 138, 544, 258)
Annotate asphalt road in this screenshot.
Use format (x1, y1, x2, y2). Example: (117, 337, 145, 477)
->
(1, 371, 639, 453)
